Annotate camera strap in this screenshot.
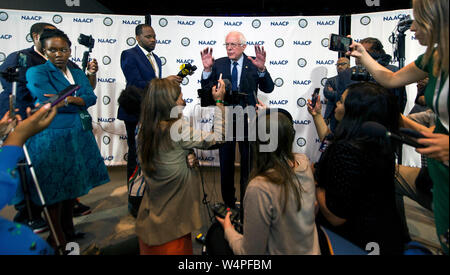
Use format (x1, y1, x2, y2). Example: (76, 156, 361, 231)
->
(433, 74, 449, 132)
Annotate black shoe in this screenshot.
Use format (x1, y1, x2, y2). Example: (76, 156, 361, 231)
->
(73, 201, 92, 217)
(27, 218, 49, 234)
(66, 231, 86, 242)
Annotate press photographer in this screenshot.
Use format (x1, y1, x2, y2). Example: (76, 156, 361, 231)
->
(337, 37, 407, 114)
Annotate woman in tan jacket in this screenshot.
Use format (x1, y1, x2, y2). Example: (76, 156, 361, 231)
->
(135, 78, 225, 255)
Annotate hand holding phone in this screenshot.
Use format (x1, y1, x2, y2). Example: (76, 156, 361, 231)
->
(329, 34, 352, 53)
(30, 85, 80, 114)
(311, 88, 320, 108)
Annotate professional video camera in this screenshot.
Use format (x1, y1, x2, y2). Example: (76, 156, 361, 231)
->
(351, 65, 371, 81)
(78, 34, 95, 72)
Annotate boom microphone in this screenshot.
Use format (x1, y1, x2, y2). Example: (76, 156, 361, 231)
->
(361, 121, 426, 148)
(177, 63, 197, 78)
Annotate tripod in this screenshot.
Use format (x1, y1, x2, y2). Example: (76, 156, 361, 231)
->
(1, 64, 64, 255)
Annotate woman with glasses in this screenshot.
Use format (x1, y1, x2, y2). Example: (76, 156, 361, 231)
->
(21, 29, 109, 250)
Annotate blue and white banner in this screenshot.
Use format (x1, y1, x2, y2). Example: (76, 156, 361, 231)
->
(1, 8, 421, 167)
(151, 15, 340, 166)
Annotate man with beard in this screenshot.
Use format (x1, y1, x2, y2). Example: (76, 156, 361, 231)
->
(118, 24, 181, 217)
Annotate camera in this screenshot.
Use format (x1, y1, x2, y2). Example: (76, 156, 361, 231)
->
(351, 65, 372, 81)
(78, 34, 95, 49)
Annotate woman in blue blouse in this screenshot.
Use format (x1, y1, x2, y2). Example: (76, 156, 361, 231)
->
(20, 29, 110, 249)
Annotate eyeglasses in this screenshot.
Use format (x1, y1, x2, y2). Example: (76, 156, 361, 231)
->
(336, 62, 348, 67)
(45, 48, 70, 54)
(224, 43, 242, 49)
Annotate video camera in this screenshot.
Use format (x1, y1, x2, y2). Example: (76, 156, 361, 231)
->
(78, 34, 95, 73)
(351, 65, 371, 81)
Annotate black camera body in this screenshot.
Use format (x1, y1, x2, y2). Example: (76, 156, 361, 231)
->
(351, 65, 372, 81)
(78, 34, 95, 49)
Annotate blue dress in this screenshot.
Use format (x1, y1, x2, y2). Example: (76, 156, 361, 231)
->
(13, 61, 110, 206)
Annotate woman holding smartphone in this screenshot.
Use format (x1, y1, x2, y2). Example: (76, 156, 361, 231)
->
(19, 29, 109, 250)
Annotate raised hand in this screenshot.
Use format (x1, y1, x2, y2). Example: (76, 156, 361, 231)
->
(200, 47, 214, 72)
(87, 58, 98, 75)
(248, 45, 267, 72)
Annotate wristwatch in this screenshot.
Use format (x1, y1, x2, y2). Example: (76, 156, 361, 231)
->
(64, 97, 69, 107)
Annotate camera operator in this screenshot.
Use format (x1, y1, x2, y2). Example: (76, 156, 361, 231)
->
(0, 22, 97, 234)
(336, 37, 407, 114)
(347, 0, 448, 255)
(200, 31, 274, 210)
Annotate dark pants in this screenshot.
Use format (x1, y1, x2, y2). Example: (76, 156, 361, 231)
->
(219, 140, 251, 208)
(125, 120, 138, 180)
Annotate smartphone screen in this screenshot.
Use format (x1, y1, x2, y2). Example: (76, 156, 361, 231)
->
(329, 34, 352, 52)
(311, 88, 320, 108)
(9, 95, 16, 118)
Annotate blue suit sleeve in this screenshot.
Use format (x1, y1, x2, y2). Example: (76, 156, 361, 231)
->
(121, 51, 148, 89)
(323, 78, 337, 101)
(72, 69, 97, 110)
(25, 66, 58, 104)
(0, 146, 24, 211)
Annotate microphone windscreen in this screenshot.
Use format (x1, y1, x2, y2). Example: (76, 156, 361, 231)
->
(222, 78, 232, 92)
(361, 121, 387, 138)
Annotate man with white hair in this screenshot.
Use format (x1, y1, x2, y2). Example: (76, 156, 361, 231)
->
(200, 31, 274, 209)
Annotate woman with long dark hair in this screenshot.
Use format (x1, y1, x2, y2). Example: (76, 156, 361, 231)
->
(135, 78, 225, 255)
(217, 109, 320, 255)
(314, 82, 407, 254)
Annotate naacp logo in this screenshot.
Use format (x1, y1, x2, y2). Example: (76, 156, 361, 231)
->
(204, 19, 213, 28)
(274, 78, 284, 88)
(124, 153, 128, 162)
(159, 18, 168, 27)
(53, 15, 63, 24)
(0, 12, 8, 21)
(297, 98, 307, 107)
(275, 38, 284, 48)
(26, 34, 33, 43)
(298, 19, 308, 28)
(102, 56, 111, 65)
(103, 96, 111, 105)
(297, 137, 307, 147)
(321, 38, 329, 48)
(252, 19, 261, 29)
(126, 37, 136, 46)
(103, 17, 113, 26)
(360, 16, 371, 26)
(321, 78, 327, 87)
(0, 52, 6, 63)
(160, 57, 167, 66)
(181, 37, 190, 47)
(297, 58, 307, 68)
(103, 136, 111, 145)
(182, 78, 189, 86)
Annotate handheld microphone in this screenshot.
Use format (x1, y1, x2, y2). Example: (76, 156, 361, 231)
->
(177, 63, 197, 78)
(361, 121, 426, 148)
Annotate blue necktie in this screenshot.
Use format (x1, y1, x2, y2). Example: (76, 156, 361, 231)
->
(231, 61, 238, 91)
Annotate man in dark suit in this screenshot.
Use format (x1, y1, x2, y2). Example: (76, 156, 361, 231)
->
(323, 57, 349, 132)
(118, 24, 180, 217)
(200, 31, 274, 208)
(0, 22, 98, 233)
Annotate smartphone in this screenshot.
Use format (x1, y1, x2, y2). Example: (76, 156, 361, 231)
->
(311, 88, 320, 108)
(30, 85, 81, 114)
(9, 94, 16, 118)
(329, 33, 352, 52)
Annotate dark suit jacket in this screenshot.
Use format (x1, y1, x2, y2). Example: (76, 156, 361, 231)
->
(323, 75, 339, 120)
(118, 45, 162, 122)
(200, 54, 274, 107)
(0, 47, 80, 118)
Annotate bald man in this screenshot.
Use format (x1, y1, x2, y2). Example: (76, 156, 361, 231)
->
(323, 57, 350, 132)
